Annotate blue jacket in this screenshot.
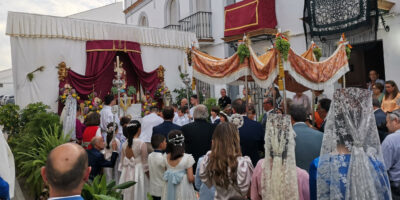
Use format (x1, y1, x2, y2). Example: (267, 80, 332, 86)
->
(293, 122, 323, 171)
(0, 176, 9, 200)
(153, 121, 181, 139)
(238, 116, 264, 166)
(374, 108, 387, 142)
(87, 148, 118, 180)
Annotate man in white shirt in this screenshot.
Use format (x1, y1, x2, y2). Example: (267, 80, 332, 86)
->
(189, 95, 199, 121)
(100, 95, 119, 138)
(140, 106, 163, 147)
(41, 143, 90, 200)
(174, 106, 190, 126)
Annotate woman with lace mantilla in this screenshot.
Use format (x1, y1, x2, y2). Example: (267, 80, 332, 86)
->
(309, 88, 391, 200)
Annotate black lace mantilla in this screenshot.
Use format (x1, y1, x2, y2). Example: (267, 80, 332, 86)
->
(305, 0, 372, 36)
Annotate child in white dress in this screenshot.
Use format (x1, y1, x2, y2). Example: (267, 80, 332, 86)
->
(104, 122, 121, 184)
(118, 120, 149, 200)
(148, 134, 167, 200)
(161, 130, 197, 200)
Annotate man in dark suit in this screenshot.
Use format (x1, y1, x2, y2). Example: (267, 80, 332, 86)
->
(232, 99, 264, 166)
(181, 104, 215, 166)
(153, 106, 181, 139)
(261, 97, 274, 130)
(373, 98, 388, 142)
(41, 143, 91, 200)
(87, 136, 118, 180)
(317, 98, 331, 132)
(290, 105, 323, 171)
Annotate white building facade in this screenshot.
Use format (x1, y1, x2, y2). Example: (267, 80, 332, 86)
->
(124, 0, 400, 101)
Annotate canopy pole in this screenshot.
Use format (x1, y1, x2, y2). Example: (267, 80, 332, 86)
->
(282, 77, 287, 114)
(312, 91, 316, 126)
(245, 71, 249, 106)
(343, 75, 346, 88)
(278, 53, 287, 113)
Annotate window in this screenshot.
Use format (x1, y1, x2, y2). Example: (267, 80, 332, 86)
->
(138, 12, 149, 27)
(165, 0, 180, 25)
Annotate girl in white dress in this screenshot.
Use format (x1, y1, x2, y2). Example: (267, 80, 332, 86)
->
(161, 130, 197, 200)
(104, 122, 121, 184)
(118, 120, 149, 200)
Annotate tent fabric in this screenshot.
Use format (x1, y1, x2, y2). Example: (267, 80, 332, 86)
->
(7, 13, 195, 112)
(286, 43, 349, 90)
(192, 42, 349, 91)
(191, 47, 278, 89)
(6, 11, 198, 49)
(224, 0, 277, 37)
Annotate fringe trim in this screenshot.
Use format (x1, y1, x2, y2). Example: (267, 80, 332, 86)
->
(285, 62, 349, 90)
(193, 67, 251, 85)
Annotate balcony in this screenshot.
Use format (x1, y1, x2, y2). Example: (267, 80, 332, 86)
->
(164, 12, 213, 42)
(164, 24, 181, 31)
(179, 11, 213, 42)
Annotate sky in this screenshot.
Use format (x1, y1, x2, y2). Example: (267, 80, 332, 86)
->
(0, 0, 119, 71)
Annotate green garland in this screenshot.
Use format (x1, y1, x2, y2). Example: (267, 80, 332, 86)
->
(346, 46, 351, 60)
(237, 44, 250, 64)
(275, 37, 290, 61)
(313, 47, 322, 61)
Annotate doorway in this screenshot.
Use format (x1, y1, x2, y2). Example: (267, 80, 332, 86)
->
(345, 40, 385, 88)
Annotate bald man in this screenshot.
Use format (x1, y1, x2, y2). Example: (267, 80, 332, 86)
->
(41, 143, 90, 200)
(86, 136, 118, 180)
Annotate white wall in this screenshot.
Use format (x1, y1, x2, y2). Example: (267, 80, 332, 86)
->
(126, 1, 165, 28)
(68, 2, 125, 24)
(0, 69, 13, 96)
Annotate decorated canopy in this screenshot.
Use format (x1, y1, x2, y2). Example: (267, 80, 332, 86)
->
(192, 36, 350, 92)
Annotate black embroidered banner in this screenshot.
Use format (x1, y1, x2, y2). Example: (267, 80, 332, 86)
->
(305, 0, 372, 36)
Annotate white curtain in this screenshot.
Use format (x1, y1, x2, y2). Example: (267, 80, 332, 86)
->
(10, 37, 86, 111)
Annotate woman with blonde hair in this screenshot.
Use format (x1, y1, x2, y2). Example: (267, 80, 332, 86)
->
(199, 122, 253, 200)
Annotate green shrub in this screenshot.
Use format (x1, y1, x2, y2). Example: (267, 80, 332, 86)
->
(82, 175, 136, 200)
(22, 112, 61, 137)
(204, 98, 217, 113)
(15, 124, 69, 197)
(20, 102, 49, 127)
(0, 104, 20, 135)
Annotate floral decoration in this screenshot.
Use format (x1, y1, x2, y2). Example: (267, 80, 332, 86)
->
(154, 84, 169, 98)
(59, 84, 80, 104)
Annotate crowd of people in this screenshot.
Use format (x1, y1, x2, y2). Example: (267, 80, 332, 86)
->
(33, 71, 400, 200)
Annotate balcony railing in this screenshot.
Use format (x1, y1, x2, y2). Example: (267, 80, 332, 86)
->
(163, 24, 181, 31)
(179, 11, 212, 40)
(163, 12, 213, 41)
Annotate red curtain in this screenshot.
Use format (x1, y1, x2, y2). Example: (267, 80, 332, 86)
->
(58, 40, 160, 113)
(224, 0, 277, 37)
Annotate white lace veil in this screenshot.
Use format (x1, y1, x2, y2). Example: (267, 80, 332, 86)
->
(62, 95, 77, 140)
(261, 113, 299, 200)
(317, 88, 391, 199)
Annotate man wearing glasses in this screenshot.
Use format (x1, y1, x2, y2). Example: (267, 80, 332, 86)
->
(382, 109, 400, 199)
